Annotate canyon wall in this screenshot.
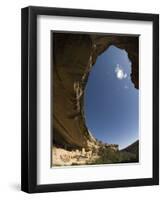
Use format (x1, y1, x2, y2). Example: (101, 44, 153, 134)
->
(53, 33, 139, 150)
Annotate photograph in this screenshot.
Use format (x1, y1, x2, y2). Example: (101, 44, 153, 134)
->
(21, 6, 159, 193)
(52, 32, 139, 167)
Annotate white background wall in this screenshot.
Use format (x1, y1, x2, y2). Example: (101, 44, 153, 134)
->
(0, 0, 162, 199)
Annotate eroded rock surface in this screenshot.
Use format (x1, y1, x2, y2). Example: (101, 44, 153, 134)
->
(53, 33, 139, 150)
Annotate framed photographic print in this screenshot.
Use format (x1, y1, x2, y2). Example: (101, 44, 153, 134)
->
(21, 6, 159, 193)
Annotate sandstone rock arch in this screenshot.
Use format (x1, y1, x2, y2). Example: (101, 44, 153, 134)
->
(53, 33, 139, 150)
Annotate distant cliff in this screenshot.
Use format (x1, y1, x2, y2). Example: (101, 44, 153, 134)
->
(121, 140, 139, 160)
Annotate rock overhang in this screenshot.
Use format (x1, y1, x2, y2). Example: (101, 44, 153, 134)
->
(53, 33, 139, 149)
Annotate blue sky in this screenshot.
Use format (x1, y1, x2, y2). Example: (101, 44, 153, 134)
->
(84, 45, 139, 150)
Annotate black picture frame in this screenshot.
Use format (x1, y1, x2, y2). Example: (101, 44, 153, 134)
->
(21, 6, 159, 193)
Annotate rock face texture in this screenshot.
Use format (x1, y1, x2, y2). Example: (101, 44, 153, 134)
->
(53, 33, 139, 150)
